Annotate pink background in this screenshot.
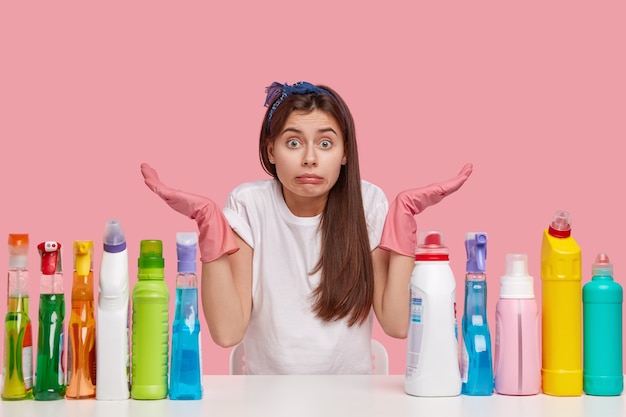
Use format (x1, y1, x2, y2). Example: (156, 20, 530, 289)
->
(1, 2, 625, 376)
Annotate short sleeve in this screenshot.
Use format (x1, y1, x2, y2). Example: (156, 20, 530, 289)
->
(361, 180, 389, 251)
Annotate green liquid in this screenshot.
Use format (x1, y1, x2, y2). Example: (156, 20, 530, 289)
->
(34, 293, 66, 400)
(2, 296, 34, 400)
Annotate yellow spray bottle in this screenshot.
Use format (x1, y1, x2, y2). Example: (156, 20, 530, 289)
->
(540, 210, 582, 396)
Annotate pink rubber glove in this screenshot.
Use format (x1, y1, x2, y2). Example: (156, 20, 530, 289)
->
(379, 163, 473, 257)
(140, 163, 239, 263)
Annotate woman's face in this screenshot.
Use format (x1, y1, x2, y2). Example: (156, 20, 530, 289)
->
(267, 109, 346, 217)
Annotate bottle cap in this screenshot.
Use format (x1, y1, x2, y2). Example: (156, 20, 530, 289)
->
(465, 232, 487, 273)
(74, 240, 93, 276)
(8, 233, 29, 269)
(138, 239, 164, 270)
(548, 210, 572, 238)
(38, 241, 62, 275)
(103, 219, 127, 253)
(415, 230, 449, 261)
(592, 252, 613, 277)
(500, 253, 535, 298)
(176, 232, 197, 273)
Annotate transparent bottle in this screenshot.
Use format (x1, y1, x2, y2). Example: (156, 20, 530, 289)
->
(169, 232, 202, 400)
(2, 234, 34, 400)
(34, 241, 66, 400)
(405, 231, 461, 397)
(461, 232, 494, 396)
(131, 240, 169, 400)
(66, 240, 96, 399)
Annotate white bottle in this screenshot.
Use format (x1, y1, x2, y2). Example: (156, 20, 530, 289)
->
(405, 230, 462, 397)
(96, 219, 130, 400)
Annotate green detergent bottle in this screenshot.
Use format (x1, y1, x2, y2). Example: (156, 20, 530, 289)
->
(131, 240, 169, 399)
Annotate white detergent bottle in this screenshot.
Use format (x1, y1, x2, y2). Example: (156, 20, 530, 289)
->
(405, 230, 462, 397)
(96, 219, 130, 400)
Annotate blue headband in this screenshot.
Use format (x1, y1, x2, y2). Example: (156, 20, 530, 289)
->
(263, 81, 332, 134)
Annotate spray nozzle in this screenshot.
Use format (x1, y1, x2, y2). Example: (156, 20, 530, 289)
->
(465, 232, 487, 273)
(8, 233, 29, 269)
(38, 241, 62, 275)
(74, 240, 94, 276)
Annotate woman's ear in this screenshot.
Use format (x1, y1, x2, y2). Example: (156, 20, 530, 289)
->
(341, 155, 347, 165)
(267, 143, 275, 164)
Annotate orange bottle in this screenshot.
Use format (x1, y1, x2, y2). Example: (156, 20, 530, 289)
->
(66, 240, 97, 399)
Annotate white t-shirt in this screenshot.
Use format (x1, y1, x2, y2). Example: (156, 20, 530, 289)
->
(223, 179, 388, 374)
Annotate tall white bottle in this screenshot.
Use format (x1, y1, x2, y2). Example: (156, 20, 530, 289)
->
(405, 230, 462, 397)
(96, 219, 130, 400)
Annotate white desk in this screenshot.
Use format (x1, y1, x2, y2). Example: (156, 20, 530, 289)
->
(1, 375, 624, 417)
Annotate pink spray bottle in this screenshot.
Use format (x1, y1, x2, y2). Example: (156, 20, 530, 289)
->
(494, 253, 541, 395)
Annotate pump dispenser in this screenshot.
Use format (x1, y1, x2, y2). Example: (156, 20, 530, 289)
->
(2, 234, 34, 400)
(405, 230, 461, 397)
(494, 254, 540, 395)
(131, 240, 169, 399)
(540, 210, 582, 396)
(169, 232, 203, 400)
(34, 241, 66, 400)
(461, 232, 494, 395)
(583, 253, 623, 395)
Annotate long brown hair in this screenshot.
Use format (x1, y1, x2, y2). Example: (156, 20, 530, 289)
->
(259, 84, 374, 326)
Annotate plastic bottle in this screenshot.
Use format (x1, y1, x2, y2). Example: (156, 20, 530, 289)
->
(583, 252, 623, 396)
(460, 232, 494, 396)
(405, 230, 461, 397)
(34, 241, 66, 400)
(494, 253, 540, 395)
(2, 234, 34, 400)
(131, 239, 169, 400)
(66, 240, 96, 399)
(169, 232, 203, 400)
(540, 210, 582, 396)
(96, 219, 130, 400)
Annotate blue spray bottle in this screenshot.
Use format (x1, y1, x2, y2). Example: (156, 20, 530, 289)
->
(169, 232, 202, 400)
(461, 232, 494, 395)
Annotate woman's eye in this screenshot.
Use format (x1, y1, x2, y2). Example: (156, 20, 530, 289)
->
(320, 140, 332, 149)
(287, 139, 300, 148)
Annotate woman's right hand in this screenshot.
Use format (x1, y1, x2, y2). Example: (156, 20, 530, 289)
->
(140, 163, 239, 262)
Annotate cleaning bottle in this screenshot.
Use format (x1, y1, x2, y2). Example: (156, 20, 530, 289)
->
(96, 219, 130, 400)
(494, 253, 540, 395)
(540, 210, 582, 396)
(169, 232, 203, 400)
(461, 232, 494, 396)
(405, 230, 461, 397)
(583, 252, 623, 396)
(2, 234, 34, 400)
(131, 239, 169, 399)
(34, 241, 66, 400)
(66, 240, 96, 399)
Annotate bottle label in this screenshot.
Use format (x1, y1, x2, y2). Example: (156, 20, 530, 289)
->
(58, 331, 65, 386)
(406, 293, 424, 377)
(23, 322, 33, 390)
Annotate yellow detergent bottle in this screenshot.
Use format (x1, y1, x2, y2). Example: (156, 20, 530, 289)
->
(540, 210, 582, 396)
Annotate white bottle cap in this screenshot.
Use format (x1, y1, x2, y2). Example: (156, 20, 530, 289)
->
(500, 253, 535, 299)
